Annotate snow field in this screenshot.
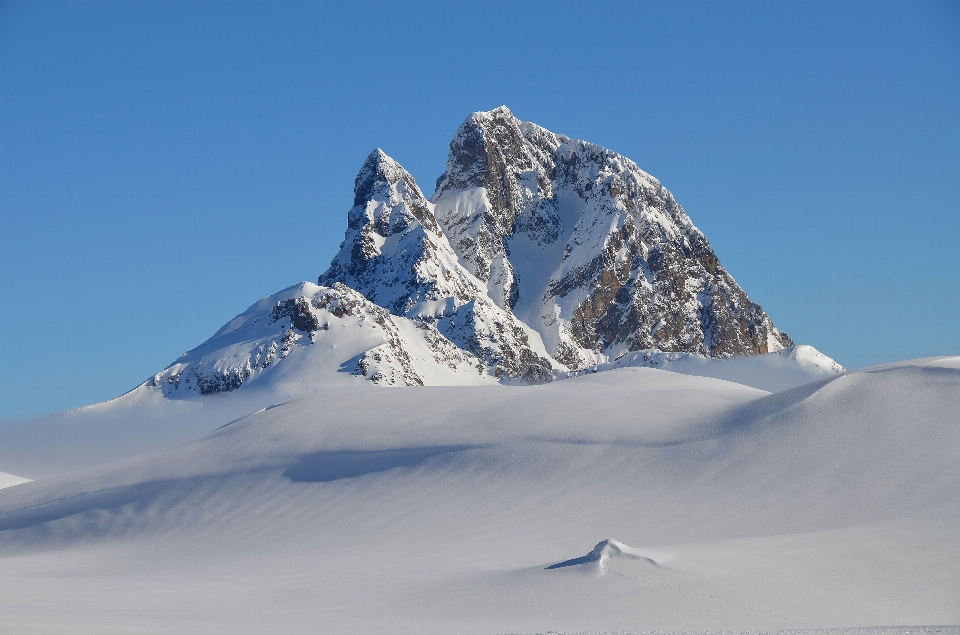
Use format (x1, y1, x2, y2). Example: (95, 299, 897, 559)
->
(0, 342, 845, 479)
(0, 360, 957, 633)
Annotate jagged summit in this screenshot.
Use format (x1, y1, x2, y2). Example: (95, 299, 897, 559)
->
(139, 107, 835, 397)
(320, 148, 460, 313)
(320, 148, 555, 383)
(352, 148, 430, 215)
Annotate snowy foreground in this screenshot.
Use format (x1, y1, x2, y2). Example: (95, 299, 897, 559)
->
(1, 358, 958, 633)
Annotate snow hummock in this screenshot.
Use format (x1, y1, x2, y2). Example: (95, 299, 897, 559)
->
(546, 538, 658, 570)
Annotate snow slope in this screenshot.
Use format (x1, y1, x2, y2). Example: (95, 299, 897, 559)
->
(1, 358, 957, 633)
(589, 344, 846, 392)
(0, 280, 498, 479)
(0, 336, 841, 480)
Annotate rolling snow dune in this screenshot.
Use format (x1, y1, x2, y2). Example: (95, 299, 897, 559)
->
(0, 347, 844, 480)
(0, 360, 958, 634)
(0, 382, 294, 479)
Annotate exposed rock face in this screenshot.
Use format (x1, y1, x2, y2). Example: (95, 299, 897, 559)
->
(271, 297, 321, 333)
(320, 150, 476, 316)
(320, 149, 554, 383)
(432, 106, 793, 369)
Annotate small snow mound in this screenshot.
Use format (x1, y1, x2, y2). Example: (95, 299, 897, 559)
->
(547, 539, 657, 570)
(587, 539, 655, 565)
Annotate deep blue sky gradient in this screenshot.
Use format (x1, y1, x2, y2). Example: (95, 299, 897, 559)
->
(2, 0, 959, 418)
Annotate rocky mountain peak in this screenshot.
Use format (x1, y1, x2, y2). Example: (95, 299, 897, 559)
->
(431, 107, 794, 368)
(321, 149, 556, 383)
(350, 148, 437, 234)
(321, 149, 465, 314)
(438, 106, 533, 191)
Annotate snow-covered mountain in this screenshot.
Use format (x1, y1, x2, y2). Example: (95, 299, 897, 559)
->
(140, 107, 835, 399)
(148, 281, 492, 393)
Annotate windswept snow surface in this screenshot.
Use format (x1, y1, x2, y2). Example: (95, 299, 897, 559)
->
(1, 358, 958, 633)
(0, 383, 281, 479)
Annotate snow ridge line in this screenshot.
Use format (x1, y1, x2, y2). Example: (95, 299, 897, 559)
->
(594, 562, 807, 628)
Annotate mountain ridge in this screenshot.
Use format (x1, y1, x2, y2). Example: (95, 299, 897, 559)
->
(144, 106, 832, 396)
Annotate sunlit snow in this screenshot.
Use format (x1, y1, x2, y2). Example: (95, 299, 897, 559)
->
(1, 359, 958, 633)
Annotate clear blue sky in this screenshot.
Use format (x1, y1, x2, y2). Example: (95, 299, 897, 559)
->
(2, 0, 958, 419)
